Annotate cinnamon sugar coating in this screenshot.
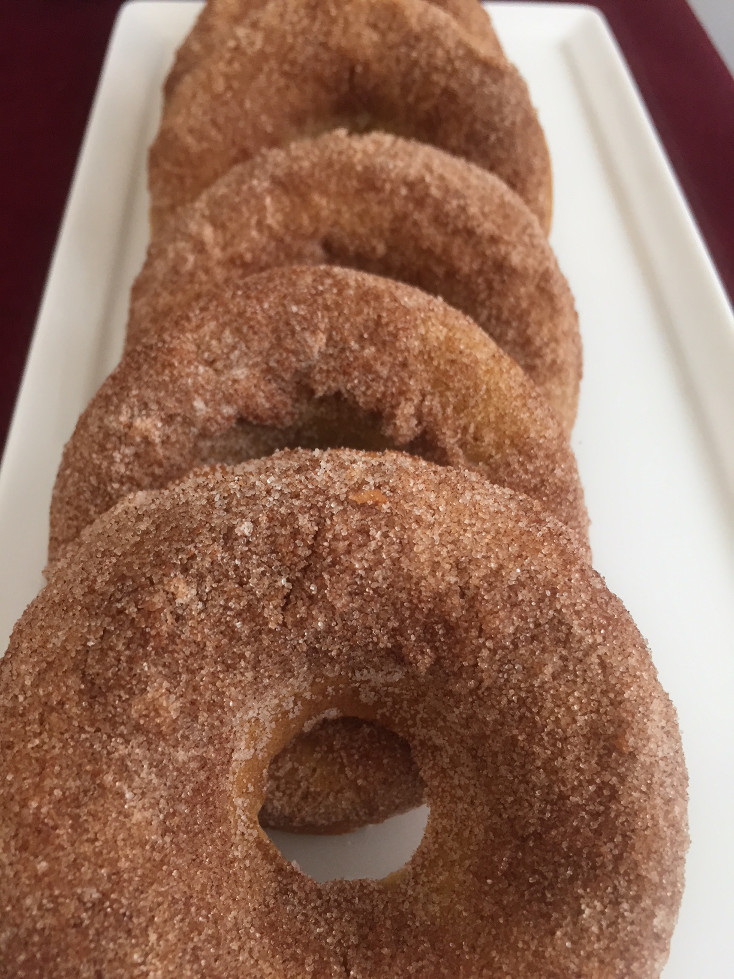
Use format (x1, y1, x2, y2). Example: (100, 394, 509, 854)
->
(1, 451, 687, 977)
(52, 266, 588, 561)
(150, 0, 550, 233)
(165, 0, 503, 96)
(134, 131, 580, 431)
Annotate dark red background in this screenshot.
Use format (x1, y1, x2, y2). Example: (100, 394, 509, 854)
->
(2, 0, 733, 452)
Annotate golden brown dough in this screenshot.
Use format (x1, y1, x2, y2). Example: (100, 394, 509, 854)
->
(150, 0, 550, 233)
(134, 132, 580, 431)
(165, 0, 503, 96)
(1, 451, 687, 977)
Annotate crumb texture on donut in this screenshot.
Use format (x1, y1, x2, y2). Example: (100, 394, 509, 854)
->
(135, 131, 579, 430)
(1, 451, 687, 977)
(150, 0, 550, 231)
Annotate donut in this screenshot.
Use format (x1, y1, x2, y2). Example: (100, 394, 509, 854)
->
(164, 0, 503, 97)
(0, 451, 687, 977)
(134, 131, 580, 432)
(51, 265, 588, 567)
(149, 0, 550, 233)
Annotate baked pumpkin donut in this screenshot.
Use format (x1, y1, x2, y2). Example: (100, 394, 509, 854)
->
(51, 266, 588, 567)
(165, 0, 503, 96)
(150, 0, 550, 232)
(134, 131, 580, 431)
(1, 451, 687, 977)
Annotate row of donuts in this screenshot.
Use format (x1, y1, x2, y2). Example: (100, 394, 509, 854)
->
(0, 1, 687, 976)
(51, 0, 589, 836)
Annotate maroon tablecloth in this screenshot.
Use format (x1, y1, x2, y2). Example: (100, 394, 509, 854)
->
(2, 0, 733, 451)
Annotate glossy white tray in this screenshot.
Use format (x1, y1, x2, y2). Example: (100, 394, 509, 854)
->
(1, 2, 733, 974)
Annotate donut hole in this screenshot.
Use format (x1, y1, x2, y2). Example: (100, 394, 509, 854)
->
(192, 394, 427, 461)
(295, 109, 382, 139)
(294, 108, 419, 143)
(264, 805, 430, 883)
(259, 715, 429, 882)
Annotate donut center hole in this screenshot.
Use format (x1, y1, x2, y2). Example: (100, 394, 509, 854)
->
(193, 394, 452, 468)
(259, 716, 428, 882)
(193, 395, 399, 461)
(295, 110, 417, 142)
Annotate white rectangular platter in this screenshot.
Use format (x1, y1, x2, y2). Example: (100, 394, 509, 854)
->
(1, 2, 733, 975)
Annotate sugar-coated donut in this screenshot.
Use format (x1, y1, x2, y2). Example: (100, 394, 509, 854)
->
(1, 451, 687, 977)
(150, 0, 550, 233)
(133, 131, 580, 431)
(165, 0, 503, 97)
(51, 266, 588, 565)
